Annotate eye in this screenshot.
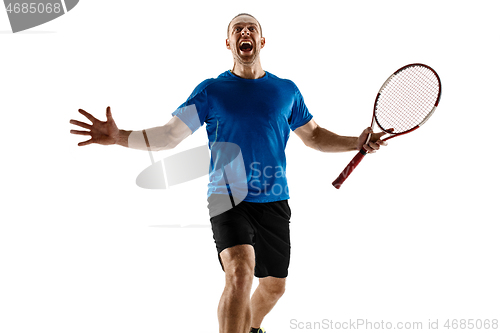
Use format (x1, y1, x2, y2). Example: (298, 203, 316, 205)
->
(249, 27, 255, 31)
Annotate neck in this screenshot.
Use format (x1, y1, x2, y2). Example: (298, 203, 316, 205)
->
(231, 61, 265, 79)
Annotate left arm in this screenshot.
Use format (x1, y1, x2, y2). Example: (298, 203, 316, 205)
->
(294, 119, 386, 153)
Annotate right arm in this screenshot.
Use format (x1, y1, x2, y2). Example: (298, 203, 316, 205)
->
(117, 115, 191, 151)
(70, 106, 192, 150)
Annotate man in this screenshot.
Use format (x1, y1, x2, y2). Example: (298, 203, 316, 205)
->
(70, 13, 386, 333)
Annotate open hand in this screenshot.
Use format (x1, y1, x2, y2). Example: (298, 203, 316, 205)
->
(357, 127, 388, 153)
(70, 107, 119, 146)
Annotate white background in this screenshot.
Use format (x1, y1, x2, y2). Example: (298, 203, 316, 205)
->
(1, 1, 499, 332)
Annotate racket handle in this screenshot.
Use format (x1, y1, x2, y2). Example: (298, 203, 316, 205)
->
(332, 149, 367, 189)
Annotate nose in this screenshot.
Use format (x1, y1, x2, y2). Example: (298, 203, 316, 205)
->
(241, 28, 250, 36)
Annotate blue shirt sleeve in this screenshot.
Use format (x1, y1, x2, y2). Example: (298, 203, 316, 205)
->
(288, 83, 313, 131)
(172, 79, 213, 133)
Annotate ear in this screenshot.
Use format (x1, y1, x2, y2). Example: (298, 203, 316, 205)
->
(260, 37, 266, 49)
(226, 38, 231, 50)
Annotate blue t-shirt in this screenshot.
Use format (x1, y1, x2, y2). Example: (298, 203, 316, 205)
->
(173, 70, 313, 203)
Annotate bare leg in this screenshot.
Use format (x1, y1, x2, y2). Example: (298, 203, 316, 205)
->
(250, 277, 286, 329)
(218, 245, 255, 333)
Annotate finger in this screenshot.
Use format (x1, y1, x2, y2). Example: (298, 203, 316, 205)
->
(69, 119, 92, 130)
(78, 109, 98, 123)
(70, 129, 90, 136)
(381, 129, 394, 138)
(106, 106, 113, 120)
(365, 141, 382, 153)
(363, 143, 376, 153)
(78, 138, 94, 146)
(377, 139, 388, 146)
(363, 146, 374, 153)
(369, 141, 381, 150)
(371, 130, 390, 141)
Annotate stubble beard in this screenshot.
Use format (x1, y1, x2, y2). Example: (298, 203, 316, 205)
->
(233, 45, 260, 66)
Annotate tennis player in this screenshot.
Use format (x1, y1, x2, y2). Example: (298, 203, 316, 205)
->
(70, 13, 386, 333)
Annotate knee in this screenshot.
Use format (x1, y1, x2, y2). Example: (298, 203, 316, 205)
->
(220, 245, 255, 293)
(226, 264, 254, 292)
(262, 279, 286, 299)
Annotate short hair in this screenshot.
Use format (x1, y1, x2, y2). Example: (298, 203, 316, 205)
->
(227, 13, 262, 37)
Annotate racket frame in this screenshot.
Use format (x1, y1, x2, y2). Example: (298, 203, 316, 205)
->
(373, 63, 442, 142)
(333, 63, 442, 189)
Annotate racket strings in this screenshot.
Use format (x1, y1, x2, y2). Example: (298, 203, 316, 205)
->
(375, 65, 440, 133)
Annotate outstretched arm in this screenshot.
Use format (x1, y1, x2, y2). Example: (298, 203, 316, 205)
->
(294, 118, 386, 153)
(69, 106, 191, 151)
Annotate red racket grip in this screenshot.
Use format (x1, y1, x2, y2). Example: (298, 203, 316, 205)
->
(332, 149, 367, 189)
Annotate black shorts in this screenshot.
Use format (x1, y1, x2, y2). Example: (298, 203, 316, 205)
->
(208, 194, 292, 278)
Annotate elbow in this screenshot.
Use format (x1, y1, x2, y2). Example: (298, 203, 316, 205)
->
(149, 135, 179, 151)
(304, 138, 317, 150)
(304, 127, 322, 151)
(161, 133, 181, 150)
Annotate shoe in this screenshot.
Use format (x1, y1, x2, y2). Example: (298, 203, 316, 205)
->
(250, 328, 266, 333)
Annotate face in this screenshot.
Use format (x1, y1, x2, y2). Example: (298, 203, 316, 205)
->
(226, 15, 265, 66)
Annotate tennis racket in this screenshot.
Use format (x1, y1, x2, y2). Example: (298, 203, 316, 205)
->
(332, 63, 442, 189)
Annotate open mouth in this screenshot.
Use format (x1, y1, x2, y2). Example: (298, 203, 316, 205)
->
(239, 41, 253, 52)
